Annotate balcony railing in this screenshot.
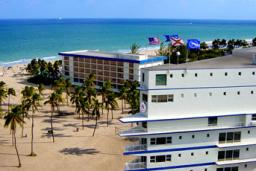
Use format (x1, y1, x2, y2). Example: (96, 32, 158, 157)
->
(125, 160, 146, 170)
(125, 144, 147, 153)
(119, 126, 147, 136)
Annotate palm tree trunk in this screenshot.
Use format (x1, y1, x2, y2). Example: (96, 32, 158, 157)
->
(50, 110, 55, 143)
(111, 109, 113, 120)
(107, 109, 109, 127)
(8, 95, 10, 114)
(66, 93, 69, 106)
(82, 112, 84, 130)
(92, 116, 98, 136)
(13, 131, 21, 167)
(11, 130, 14, 145)
(21, 114, 24, 138)
(30, 113, 35, 156)
(121, 99, 124, 114)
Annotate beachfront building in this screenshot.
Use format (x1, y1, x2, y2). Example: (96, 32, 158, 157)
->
(120, 48, 256, 171)
(59, 50, 166, 89)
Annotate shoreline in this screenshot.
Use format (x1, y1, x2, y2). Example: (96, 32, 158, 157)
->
(0, 38, 254, 67)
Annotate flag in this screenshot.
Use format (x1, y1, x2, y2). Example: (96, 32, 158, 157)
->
(171, 37, 184, 47)
(164, 34, 179, 42)
(148, 37, 160, 45)
(187, 39, 200, 50)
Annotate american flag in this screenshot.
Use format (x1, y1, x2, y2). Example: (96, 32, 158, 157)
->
(148, 37, 160, 45)
(171, 37, 184, 47)
(164, 35, 179, 42)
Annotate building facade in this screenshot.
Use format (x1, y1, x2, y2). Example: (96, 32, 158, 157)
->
(120, 51, 256, 171)
(60, 50, 166, 89)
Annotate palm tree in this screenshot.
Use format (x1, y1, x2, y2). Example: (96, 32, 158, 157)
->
(119, 81, 129, 113)
(0, 81, 7, 107)
(22, 87, 41, 156)
(100, 80, 112, 115)
(130, 43, 140, 54)
(79, 96, 89, 129)
(91, 98, 101, 136)
(7, 88, 16, 113)
(105, 93, 118, 126)
(70, 86, 83, 118)
(4, 105, 25, 167)
(83, 74, 96, 107)
(127, 80, 140, 114)
(44, 92, 63, 142)
(38, 84, 44, 96)
(64, 79, 72, 105)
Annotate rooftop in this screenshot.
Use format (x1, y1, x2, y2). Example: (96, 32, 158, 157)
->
(144, 47, 256, 71)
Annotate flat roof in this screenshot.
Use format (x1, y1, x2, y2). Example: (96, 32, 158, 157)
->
(144, 47, 256, 70)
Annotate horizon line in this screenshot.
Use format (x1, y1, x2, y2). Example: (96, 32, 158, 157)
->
(0, 17, 256, 21)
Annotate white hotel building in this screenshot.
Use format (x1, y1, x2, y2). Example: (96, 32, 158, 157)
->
(59, 50, 166, 90)
(120, 48, 256, 171)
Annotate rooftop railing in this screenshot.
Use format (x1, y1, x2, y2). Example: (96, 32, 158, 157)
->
(119, 126, 147, 136)
(125, 161, 146, 170)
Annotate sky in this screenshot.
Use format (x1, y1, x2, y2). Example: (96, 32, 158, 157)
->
(0, 0, 256, 20)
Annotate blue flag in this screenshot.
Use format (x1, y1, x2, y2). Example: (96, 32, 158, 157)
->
(187, 39, 200, 50)
(164, 35, 179, 42)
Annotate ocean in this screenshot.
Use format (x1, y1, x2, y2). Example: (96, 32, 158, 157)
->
(0, 19, 256, 65)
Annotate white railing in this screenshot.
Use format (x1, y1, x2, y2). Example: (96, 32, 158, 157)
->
(125, 162, 146, 170)
(125, 144, 147, 152)
(119, 126, 147, 135)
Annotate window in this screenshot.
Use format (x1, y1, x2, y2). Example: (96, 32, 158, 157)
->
(142, 94, 148, 102)
(208, 117, 218, 126)
(156, 74, 167, 86)
(179, 136, 182, 140)
(150, 155, 171, 163)
(181, 74, 184, 77)
(248, 130, 251, 134)
(210, 73, 213, 76)
(142, 73, 145, 82)
(252, 114, 256, 120)
(225, 72, 228, 76)
(151, 95, 174, 103)
(170, 74, 173, 78)
(217, 167, 238, 171)
(195, 73, 198, 77)
(218, 150, 240, 161)
(246, 147, 249, 151)
(223, 92, 227, 96)
(253, 72, 255, 75)
(237, 91, 240, 95)
(219, 132, 241, 143)
(207, 134, 210, 138)
(192, 135, 195, 139)
(178, 154, 181, 157)
(150, 137, 172, 145)
(238, 72, 242, 76)
(206, 151, 209, 155)
(191, 153, 194, 156)
(251, 91, 254, 94)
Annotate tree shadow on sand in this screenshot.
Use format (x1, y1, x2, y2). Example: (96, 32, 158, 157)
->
(59, 148, 99, 156)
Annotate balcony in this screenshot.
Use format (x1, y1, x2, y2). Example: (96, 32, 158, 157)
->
(125, 158, 146, 171)
(124, 144, 147, 154)
(119, 126, 147, 137)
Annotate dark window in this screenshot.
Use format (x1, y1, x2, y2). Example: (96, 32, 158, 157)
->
(208, 117, 218, 126)
(233, 150, 240, 159)
(232, 167, 238, 171)
(195, 73, 198, 77)
(225, 72, 228, 76)
(237, 91, 240, 95)
(155, 155, 166, 162)
(219, 133, 226, 142)
(252, 114, 256, 120)
(248, 130, 251, 134)
(217, 168, 224, 171)
(251, 91, 254, 94)
(234, 132, 241, 142)
(74, 78, 79, 82)
(207, 134, 210, 138)
(225, 168, 231, 171)
(223, 92, 227, 96)
(191, 152, 194, 156)
(142, 94, 148, 102)
(210, 73, 213, 76)
(156, 74, 167, 86)
(206, 151, 209, 155)
(156, 138, 166, 145)
(225, 150, 233, 159)
(238, 72, 242, 76)
(170, 74, 173, 78)
(192, 135, 195, 139)
(227, 132, 234, 142)
(246, 147, 249, 151)
(179, 136, 182, 140)
(253, 72, 255, 75)
(218, 151, 225, 160)
(142, 73, 145, 82)
(181, 74, 184, 77)
(178, 154, 181, 157)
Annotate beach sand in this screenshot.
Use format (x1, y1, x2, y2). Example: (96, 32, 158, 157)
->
(0, 64, 134, 171)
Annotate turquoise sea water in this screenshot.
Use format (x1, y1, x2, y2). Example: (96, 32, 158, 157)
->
(0, 19, 256, 64)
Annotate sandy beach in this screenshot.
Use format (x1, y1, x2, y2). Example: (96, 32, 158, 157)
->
(0, 64, 134, 171)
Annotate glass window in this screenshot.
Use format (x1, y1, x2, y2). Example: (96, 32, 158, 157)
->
(142, 94, 148, 102)
(233, 150, 240, 159)
(150, 138, 156, 145)
(155, 155, 166, 162)
(217, 169, 224, 171)
(156, 74, 167, 86)
(218, 151, 225, 160)
(150, 156, 156, 163)
(158, 95, 167, 102)
(232, 167, 238, 171)
(166, 137, 172, 143)
(156, 138, 166, 144)
(166, 155, 171, 161)
(252, 114, 256, 120)
(225, 150, 233, 159)
(142, 73, 145, 82)
(208, 117, 218, 126)
(225, 168, 231, 171)
(167, 95, 174, 102)
(234, 132, 241, 142)
(227, 132, 234, 142)
(152, 95, 157, 102)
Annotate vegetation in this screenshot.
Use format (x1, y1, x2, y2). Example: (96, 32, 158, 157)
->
(4, 105, 25, 167)
(253, 37, 256, 46)
(26, 59, 62, 85)
(130, 43, 140, 54)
